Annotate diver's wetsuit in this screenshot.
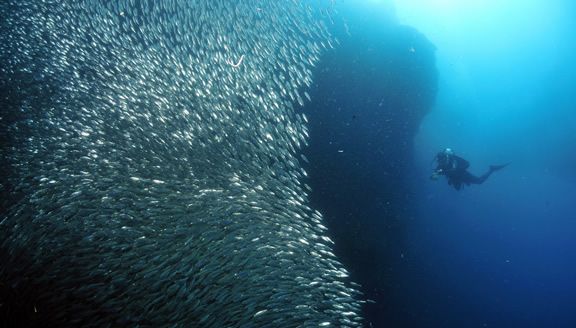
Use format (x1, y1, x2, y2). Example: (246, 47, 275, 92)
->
(434, 153, 506, 190)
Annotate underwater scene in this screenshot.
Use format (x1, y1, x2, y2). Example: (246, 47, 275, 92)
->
(1, 0, 575, 327)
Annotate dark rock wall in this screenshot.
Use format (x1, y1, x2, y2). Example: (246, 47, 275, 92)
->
(304, 24, 437, 326)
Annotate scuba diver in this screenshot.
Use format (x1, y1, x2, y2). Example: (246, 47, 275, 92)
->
(430, 148, 509, 190)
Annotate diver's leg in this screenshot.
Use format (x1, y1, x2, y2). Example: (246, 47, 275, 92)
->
(490, 163, 510, 172)
(463, 171, 491, 185)
(460, 164, 508, 186)
(473, 164, 509, 184)
(475, 171, 492, 184)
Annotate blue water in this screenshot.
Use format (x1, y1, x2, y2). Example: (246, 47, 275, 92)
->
(325, 1, 576, 327)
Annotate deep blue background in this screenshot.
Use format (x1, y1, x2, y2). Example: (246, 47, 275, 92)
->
(308, 1, 576, 327)
(412, 0, 576, 327)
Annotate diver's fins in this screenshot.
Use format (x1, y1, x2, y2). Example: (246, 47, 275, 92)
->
(489, 163, 510, 172)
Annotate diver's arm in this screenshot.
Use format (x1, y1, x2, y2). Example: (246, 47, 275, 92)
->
(430, 167, 444, 180)
(430, 157, 450, 179)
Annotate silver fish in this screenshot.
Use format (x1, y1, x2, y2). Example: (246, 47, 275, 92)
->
(0, 0, 361, 327)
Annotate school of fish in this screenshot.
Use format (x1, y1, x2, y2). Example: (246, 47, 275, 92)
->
(0, 0, 362, 326)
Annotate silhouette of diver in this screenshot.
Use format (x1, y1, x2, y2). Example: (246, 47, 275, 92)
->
(430, 148, 508, 190)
